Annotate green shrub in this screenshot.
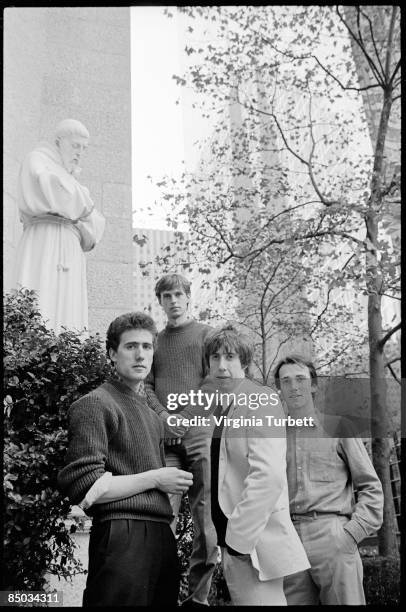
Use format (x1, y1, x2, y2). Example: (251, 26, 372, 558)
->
(363, 554, 400, 605)
(176, 494, 230, 605)
(176, 494, 194, 602)
(208, 563, 231, 606)
(3, 288, 112, 591)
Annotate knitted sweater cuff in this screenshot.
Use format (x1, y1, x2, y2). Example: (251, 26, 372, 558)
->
(62, 468, 105, 506)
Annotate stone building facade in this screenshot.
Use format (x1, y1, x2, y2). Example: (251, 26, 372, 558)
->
(4, 7, 133, 334)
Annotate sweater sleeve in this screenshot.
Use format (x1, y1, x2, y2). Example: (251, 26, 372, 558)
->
(144, 369, 167, 416)
(57, 395, 119, 505)
(201, 324, 213, 378)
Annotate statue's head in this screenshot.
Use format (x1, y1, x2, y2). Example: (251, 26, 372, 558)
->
(54, 119, 90, 174)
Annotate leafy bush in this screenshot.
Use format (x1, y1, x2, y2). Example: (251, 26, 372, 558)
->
(176, 495, 230, 605)
(176, 494, 194, 602)
(208, 563, 231, 606)
(3, 288, 112, 591)
(363, 554, 400, 605)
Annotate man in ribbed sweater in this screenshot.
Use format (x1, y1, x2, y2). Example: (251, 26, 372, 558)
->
(58, 312, 193, 607)
(145, 274, 218, 608)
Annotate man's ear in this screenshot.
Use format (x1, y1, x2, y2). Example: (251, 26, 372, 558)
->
(311, 380, 318, 395)
(109, 347, 117, 363)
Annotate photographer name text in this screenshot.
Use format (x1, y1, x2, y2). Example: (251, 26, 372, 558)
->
(167, 414, 315, 429)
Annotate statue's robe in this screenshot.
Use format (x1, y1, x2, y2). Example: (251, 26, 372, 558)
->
(13, 142, 105, 334)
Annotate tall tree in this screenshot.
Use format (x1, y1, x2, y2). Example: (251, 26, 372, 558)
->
(156, 5, 400, 553)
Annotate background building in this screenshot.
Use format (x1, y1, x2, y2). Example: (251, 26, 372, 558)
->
(133, 227, 191, 329)
(4, 7, 133, 334)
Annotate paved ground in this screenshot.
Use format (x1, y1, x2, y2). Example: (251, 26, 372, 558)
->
(46, 531, 380, 607)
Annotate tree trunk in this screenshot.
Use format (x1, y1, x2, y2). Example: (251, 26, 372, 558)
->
(368, 291, 398, 555)
(261, 314, 267, 384)
(366, 85, 398, 556)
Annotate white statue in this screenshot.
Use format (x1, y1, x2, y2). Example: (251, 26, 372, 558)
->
(13, 119, 105, 334)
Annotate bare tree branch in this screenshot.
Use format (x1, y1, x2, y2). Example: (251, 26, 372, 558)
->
(317, 342, 352, 369)
(381, 294, 401, 301)
(384, 6, 398, 84)
(388, 58, 401, 86)
(386, 362, 400, 384)
(359, 7, 386, 80)
(252, 11, 382, 93)
(385, 357, 400, 367)
(336, 6, 385, 87)
(378, 322, 401, 349)
(312, 54, 381, 92)
(309, 286, 333, 337)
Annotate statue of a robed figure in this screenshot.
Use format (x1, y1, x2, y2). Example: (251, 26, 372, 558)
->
(13, 119, 105, 334)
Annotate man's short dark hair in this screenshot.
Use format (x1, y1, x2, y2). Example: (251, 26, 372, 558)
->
(106, 312, 158, 355)
(273, 355, 318, 389)
(154, 273, 191, 302)
(204, 324, 253, 370)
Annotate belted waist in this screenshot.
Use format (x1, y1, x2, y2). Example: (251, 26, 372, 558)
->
(290, 511, 349, 521)
(24, 213, 78, 229)
(23, 214, 81, 271)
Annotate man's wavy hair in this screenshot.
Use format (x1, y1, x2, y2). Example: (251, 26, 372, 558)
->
(204, 324, 254, 376)
(273, 355, 318, 390)
(106, 312, 158, 356)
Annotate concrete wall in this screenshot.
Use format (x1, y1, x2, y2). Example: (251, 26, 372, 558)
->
(4, 7, 133, 334)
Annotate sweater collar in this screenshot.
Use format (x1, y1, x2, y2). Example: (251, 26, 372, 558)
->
(106, 377, 146, 399)
(165, 318, 196, 334)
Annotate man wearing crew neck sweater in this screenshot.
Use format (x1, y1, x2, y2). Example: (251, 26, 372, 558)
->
(145, 274, 218, 608)
(58, 312, 193, 607)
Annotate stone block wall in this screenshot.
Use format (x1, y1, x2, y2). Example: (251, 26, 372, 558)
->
(4, 7, 133, 334)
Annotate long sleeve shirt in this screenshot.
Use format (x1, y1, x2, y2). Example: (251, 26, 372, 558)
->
(145, 318, 212, 415)
(286, 412, 383, 543)
(57, 378, 173, 523)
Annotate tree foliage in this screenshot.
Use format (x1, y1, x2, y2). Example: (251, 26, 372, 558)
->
(3, 288, 112, 590)
(150, 5, 400, 554)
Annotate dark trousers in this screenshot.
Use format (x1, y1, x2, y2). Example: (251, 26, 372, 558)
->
(83, 519, 180, 607)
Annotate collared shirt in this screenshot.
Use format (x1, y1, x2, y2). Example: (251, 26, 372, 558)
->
(286, 411, 383, 543)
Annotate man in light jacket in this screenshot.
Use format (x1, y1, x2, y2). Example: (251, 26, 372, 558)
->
(204, 325, 310, 605)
